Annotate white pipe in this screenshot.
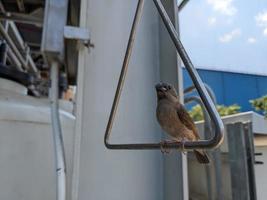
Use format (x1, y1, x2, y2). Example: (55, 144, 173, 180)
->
(50, 61, 67, 200)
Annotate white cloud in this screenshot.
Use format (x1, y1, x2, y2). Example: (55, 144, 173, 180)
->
(207, 0, 237, 16)
(255, 11, 267, 37)
(219, 28, 241, 43)
(255, 11, 267, 27)
(247, 37, 256, 44)
(208, 17, 217, 26)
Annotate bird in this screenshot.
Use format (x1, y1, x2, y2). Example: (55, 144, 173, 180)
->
(155, 82, 210, 164)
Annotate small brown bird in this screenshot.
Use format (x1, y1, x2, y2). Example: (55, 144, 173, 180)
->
(155, 82, 210, 164)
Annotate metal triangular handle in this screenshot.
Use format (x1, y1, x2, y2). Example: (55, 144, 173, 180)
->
(104, 0, 224, 150)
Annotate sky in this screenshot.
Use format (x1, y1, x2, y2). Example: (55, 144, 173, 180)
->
(179, 0, 267, 75)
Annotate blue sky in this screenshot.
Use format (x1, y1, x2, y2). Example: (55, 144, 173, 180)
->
(179, 0, 267, 75)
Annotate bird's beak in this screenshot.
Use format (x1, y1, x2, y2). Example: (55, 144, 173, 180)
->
(155, 83, 166, 93)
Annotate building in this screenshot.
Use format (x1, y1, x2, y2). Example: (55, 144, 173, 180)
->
(183, 67, 267, 112)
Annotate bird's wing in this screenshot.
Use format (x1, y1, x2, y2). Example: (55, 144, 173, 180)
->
(176, 104, 200, 140)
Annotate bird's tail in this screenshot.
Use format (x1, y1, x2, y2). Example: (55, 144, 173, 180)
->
(193, 150, 210, 164)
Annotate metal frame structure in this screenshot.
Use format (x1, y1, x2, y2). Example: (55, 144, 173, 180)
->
(0, 3, 39, 74)
(104, 0, 224, 150)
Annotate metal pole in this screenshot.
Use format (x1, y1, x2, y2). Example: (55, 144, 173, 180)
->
(50, 61, 66, 200)
(7, 48, 23, 71)
(178, 0, 190, 12)
(8, 21, 38, 74)
(0, 12, 43, 26)
(0, 23, 28, 69)
(184, 84, 217, 104)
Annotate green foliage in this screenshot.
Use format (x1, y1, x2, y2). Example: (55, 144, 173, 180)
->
(216, 104, 241, 117)
(189, 104, 241, 121)
(250, 95, 267, 117)
(189, 104, 204, 121)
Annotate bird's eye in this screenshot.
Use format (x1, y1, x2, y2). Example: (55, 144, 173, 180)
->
(167, 86, 171, 90)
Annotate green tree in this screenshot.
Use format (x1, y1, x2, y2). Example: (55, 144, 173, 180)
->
(250, 95, 267, 117)
(189, 104, 241, 121)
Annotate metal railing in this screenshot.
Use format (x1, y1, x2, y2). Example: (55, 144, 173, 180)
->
(104, 0, 224, 150)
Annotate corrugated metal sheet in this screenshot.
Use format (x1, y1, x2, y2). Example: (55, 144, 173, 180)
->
(190, 66, 267, 77)
(183, 68, 267, 112)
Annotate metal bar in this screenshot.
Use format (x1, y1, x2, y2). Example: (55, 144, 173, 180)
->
(8, 21, 38, 73)
(0, 23, 28, 69)
(8, 21, 25, 51)
(2, 21, 8, 64)
(184, 84, 217, 103)
(64, 25, 90, 41)
(104, 0, 224, 150)
(27, 52, 39, 75)
(244, 123, 257, 200)
(16, 0, 25, 12)
(178, 0, 190, 12)
(7, 48, 23, 71)
(104, 0, 145, 149)
(0, 41, 6, 63)
(0, 1, 5, 12)
(50, 61, 66, 200)
(153, 0, 224, 148)
(227, 123, 250, 200)
(0, 12, 43, 26)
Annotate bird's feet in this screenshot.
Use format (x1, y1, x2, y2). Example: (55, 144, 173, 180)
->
(171, 138, 187, 155)
(160, 139, 187, 155)
(160, 140, 174, 154)
(180, 138, 186, 155)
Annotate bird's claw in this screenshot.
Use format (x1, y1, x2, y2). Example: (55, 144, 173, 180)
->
(180, 139, 186, 155)
(160, 139, 187, 155)
(160, 140, 173, 154)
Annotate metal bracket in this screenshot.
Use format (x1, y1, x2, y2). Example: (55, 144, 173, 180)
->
(64, 25, 93, 47)
(254, 152, 264, 164)
(104, 0, 224, 150)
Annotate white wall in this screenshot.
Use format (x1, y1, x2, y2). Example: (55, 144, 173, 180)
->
(75, 1, 163, 200)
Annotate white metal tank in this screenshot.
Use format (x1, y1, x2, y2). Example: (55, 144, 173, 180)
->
(0, 78, 75, 200)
